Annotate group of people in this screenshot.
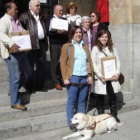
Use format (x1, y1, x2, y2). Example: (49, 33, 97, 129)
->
(0, 0, 121, 131)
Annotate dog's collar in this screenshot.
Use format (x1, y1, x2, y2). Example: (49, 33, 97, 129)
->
(87, 114, 112, 130)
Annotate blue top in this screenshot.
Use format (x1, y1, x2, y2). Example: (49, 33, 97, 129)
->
(72, 40, 88, 76)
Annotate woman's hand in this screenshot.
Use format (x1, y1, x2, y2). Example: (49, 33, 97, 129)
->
(87, 76, 93, 84)
(112, 73, 119, 81)
(100, 76, 106, 83)
(64, 79, 70, 85)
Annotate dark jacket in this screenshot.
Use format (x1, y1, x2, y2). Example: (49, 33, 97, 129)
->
(82, 28, 94, 51)
(90, 22, 108, 33)
(19, 10, 48, 50)
(46, 16, 69, 44)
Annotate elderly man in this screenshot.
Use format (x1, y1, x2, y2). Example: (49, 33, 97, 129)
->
(0, 2, 31, 110)
(81, 16, 94, 52)
(19, 0, 48, 93)
(46, 5, 69, 90)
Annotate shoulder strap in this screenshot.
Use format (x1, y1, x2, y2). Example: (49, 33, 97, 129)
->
(102, 50, 108, 57)
(67, 45, 71, 58)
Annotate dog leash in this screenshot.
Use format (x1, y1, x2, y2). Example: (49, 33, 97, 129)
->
(88, 114, 113, 130)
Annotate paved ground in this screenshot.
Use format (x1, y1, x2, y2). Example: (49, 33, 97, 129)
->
(49, 108, 140, 140)
(6, 108, 140, 140)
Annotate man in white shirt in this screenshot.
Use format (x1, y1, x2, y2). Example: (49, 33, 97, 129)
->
(46, 5, 69, 90)
(19, 0, 48, 93)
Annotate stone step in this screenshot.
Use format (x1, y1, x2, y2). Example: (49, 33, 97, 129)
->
(0, 98, 139, 139)
(6, 127, 71, 140)
(0, 90, 133, 122)
(0, 112, 67, 140)
(0, 88, 67, 107)
(0, 99, 66, 122)
(5, 106, 140, 140)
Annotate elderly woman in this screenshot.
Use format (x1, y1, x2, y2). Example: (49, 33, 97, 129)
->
(63, 2, 81, 26)
(81, 16, 94, 52)
(60, 26, 93, 131)
(90, 10, 108, 47)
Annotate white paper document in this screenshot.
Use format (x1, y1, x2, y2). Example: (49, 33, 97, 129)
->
(49, 18, 69, 31)
(12, 35, 32, 51)
(103, 59, 116, 78)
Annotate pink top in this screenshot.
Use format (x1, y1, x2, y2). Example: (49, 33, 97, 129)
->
(11, 18, 23, 31)
(92, 25, 98, 47)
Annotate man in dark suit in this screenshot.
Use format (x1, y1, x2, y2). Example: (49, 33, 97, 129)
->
(46, 4, 69, 90)
(19, 0, 48, 93)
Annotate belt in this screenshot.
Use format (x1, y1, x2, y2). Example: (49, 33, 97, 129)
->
(70, 82, 88, 88)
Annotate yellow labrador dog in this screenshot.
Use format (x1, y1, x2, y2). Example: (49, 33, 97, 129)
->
(63, 113, 124, 140)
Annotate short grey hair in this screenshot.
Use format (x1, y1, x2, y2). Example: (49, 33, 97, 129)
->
(29, 0, 40, 9)
(81, 16, 91, 23)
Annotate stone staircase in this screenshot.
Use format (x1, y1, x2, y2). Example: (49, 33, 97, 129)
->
(0, 58, 139, 140)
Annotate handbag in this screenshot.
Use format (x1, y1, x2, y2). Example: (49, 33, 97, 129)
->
(118, 73, 124, 85)
(102, 50, 124, 85)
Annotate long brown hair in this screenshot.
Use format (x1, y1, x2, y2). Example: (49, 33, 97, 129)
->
(90, 10, 101, 22)
(95, 30, 113, 52)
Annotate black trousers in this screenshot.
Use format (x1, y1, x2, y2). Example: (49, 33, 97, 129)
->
(50, 43, 62, 84)
(26, 40, 47, 91)
(97, 81, 116, 102)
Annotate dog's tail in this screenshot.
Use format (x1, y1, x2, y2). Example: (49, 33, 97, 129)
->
(117, 121, 125, 127)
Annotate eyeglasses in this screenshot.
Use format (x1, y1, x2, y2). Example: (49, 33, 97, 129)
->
(12, 8, 18, 11)
(35, 5, 40, 7)
(70, 8, 76, 10)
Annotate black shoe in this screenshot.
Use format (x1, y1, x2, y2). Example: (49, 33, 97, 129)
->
(41, 88, 47, 92)
(26, 89, 36, 94)
(114, 116, 120, 123)
(69, 125, 77, 132)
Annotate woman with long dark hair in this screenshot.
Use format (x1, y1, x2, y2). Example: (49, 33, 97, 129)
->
(91, 30, 121, 122)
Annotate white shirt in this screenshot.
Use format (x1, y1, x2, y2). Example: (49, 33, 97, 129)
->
(30, 10, 44, 40)
(87, 30, 91, 52)
(63, 14, 81, 26)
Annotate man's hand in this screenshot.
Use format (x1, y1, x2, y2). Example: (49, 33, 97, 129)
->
(10, 44, 19, 53)
(57, 29, 67, 34)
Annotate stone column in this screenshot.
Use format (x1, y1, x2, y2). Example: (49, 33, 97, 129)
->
(109, 0, 140, 98)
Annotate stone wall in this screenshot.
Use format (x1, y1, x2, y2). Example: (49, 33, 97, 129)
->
(109, 0, 140, 98)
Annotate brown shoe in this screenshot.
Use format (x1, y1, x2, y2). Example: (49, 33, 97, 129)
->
(55, 84, 62, 90)
(11, 104, 27, 111)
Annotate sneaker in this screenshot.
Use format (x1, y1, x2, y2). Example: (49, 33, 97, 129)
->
(69, 125, 77, 132)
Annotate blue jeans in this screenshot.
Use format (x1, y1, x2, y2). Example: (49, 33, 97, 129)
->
(66, 75, 89, 126)
(5, 53, 31, 105)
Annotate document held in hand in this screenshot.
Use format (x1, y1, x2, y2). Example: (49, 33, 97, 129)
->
(49, 18, 69, 31)
(8, 30, 32, 53)
(101, 56, 117, 81)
